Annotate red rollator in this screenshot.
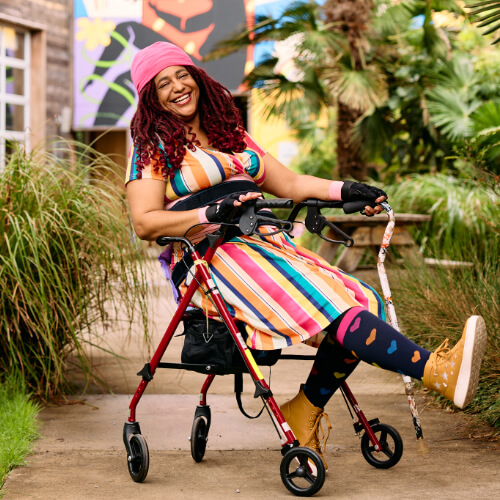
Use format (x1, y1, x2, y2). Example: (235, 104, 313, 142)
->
(123, 198, 416, 496)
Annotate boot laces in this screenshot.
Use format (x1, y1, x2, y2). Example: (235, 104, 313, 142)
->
(434, 339, 451, 361)
(306, 411, 332, 454)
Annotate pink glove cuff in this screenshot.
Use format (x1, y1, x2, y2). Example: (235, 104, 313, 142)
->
(198, 206, 209, 224)
(328, 181, 344, 201)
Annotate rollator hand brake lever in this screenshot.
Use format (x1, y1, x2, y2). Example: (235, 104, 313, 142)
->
(305, 206, 354, 247)
(239, 200, 294, 236)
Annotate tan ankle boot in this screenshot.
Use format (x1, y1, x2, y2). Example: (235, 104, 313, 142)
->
(280, 390, 332, 470)
(423, 316, 487, 409)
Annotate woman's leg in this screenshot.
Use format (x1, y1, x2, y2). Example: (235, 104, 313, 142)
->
(301, 312, 361, 409)
(309, 306, 486, 409)
(281, 307, 487, 467)
(302, 307, 431, 408)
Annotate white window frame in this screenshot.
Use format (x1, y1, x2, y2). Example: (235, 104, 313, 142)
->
(0, 25, 31, 166)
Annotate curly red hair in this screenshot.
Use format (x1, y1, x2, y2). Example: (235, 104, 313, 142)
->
(130, 66, 246, 178)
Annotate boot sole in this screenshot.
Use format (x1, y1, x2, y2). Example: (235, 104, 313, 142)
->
(454, 316, 487, 409)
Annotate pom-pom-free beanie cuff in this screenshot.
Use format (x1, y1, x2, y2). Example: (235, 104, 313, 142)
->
(131, 41, 195, 94)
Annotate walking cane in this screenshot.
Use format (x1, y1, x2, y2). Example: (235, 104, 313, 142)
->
(377, 201, 430, 454)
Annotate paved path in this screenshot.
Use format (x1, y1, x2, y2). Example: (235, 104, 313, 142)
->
(3, 265, 499, 499)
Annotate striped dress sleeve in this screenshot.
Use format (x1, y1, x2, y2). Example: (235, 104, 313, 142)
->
(125, 144, 168, 185)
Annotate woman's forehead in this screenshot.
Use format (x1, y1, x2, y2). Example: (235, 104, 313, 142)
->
(154, 65, 188, 85)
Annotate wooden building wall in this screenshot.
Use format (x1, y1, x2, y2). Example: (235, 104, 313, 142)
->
(0, 0, 73, 144)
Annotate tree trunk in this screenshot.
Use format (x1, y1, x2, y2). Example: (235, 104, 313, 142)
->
(336, 102, 365, 180)
(324, 0, 373, 180)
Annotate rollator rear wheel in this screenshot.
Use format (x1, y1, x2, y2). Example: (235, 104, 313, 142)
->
(191, 416, 208, 462)
(361, 422, 403, 469)
(280, 447, 326, 497)
(127, 434, 149, 482)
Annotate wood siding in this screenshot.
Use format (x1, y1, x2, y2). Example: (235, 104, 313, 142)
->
(0, 0, 72, 141)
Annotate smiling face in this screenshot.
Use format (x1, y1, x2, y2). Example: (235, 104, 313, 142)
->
(154, 65, 200, 123)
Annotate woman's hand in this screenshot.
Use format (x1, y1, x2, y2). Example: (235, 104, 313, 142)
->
(205, 192, 262, 223)
(341, 181, 387, 216)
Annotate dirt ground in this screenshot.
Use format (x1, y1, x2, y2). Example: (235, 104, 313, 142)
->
(3, 265, 499, 499)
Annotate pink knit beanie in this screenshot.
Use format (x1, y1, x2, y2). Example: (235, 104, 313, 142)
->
(131, 41, 195, 94)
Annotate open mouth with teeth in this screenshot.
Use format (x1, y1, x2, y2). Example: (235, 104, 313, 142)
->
(172, 93, 191, 105)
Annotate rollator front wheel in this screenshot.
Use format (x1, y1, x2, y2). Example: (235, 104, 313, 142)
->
(361, 422, 403, 469)
(127, 434, 150, 482)
(190, 416, 208, 462)
(280, 447, 326, 497)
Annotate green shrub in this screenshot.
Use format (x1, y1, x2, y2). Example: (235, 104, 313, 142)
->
(0, 142, 148, 399)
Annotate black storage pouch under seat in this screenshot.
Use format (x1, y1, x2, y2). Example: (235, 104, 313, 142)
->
(180, 310, 281, 368)
(181, 311, 236, 367)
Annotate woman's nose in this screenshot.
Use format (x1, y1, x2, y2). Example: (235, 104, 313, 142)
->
(172, 78, 185, 92)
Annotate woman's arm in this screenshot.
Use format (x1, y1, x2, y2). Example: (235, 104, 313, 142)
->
(126, 179, 262, 240)
(260, 152, 385, 216)
(126, 179, 201, 240)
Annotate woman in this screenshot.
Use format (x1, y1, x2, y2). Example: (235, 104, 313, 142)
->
(125, 42, 487, 469)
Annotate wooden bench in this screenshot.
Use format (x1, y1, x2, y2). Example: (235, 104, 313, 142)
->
(316, 213, 432, 273)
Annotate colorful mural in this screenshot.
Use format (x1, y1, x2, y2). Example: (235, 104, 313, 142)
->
(73, 0, 305, 131)
(73, 0, 257, 128)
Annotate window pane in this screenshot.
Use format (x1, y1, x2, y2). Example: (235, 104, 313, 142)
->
(5, 66, 24, 96)
(5, 103, 25, 131)
(6, 139, 23, 157)
(4, 27, 25, 60)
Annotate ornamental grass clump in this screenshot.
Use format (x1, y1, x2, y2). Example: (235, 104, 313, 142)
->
(393, 248, 499, 434)
(0, 142, 148, 400)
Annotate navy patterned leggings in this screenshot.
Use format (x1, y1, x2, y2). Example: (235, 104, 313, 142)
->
(303, 307, 431, 408)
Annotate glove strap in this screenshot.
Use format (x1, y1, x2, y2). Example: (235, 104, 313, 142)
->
(341, 180, 354, 201)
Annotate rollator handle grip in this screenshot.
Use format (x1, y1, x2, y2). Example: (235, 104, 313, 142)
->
(343, 200, 377, 214)
(255, 198, 293, 210)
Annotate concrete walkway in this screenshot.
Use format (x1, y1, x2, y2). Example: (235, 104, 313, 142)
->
(3, 264, 499, 499)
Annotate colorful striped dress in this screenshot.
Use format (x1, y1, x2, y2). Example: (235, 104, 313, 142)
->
(126, 133, 385, 350)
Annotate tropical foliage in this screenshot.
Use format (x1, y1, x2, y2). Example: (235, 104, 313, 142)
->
(210, 0, 500, 181)
(0, 142, 148, 399)
(468, 0, 500, 44)
(353, 0, 500, 180)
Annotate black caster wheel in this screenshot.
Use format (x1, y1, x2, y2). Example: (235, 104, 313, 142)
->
(127, 434, 149, 482)
(280, 447, 326, 497)
(361, 422, 403, 469)
(190, 416, 209, 462)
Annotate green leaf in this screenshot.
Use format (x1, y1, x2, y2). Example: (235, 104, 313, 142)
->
(426, 87, 481, 139)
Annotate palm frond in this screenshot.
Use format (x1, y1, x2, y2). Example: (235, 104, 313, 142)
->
(428, 55, 479, 98)
(372, 0, 415, 37)
(471, 100, 500, 133)
(205, 0, 325, 60)
(433, 0, 466, 15)
(325, 63, 388, 112)
(426, 87, 481, 139)
(244, 57, 328, 122)
(467, 0, 500, 44)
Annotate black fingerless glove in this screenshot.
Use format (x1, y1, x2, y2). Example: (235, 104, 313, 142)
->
(341, 180, 387, 202)
(205, 193, 244, 224)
